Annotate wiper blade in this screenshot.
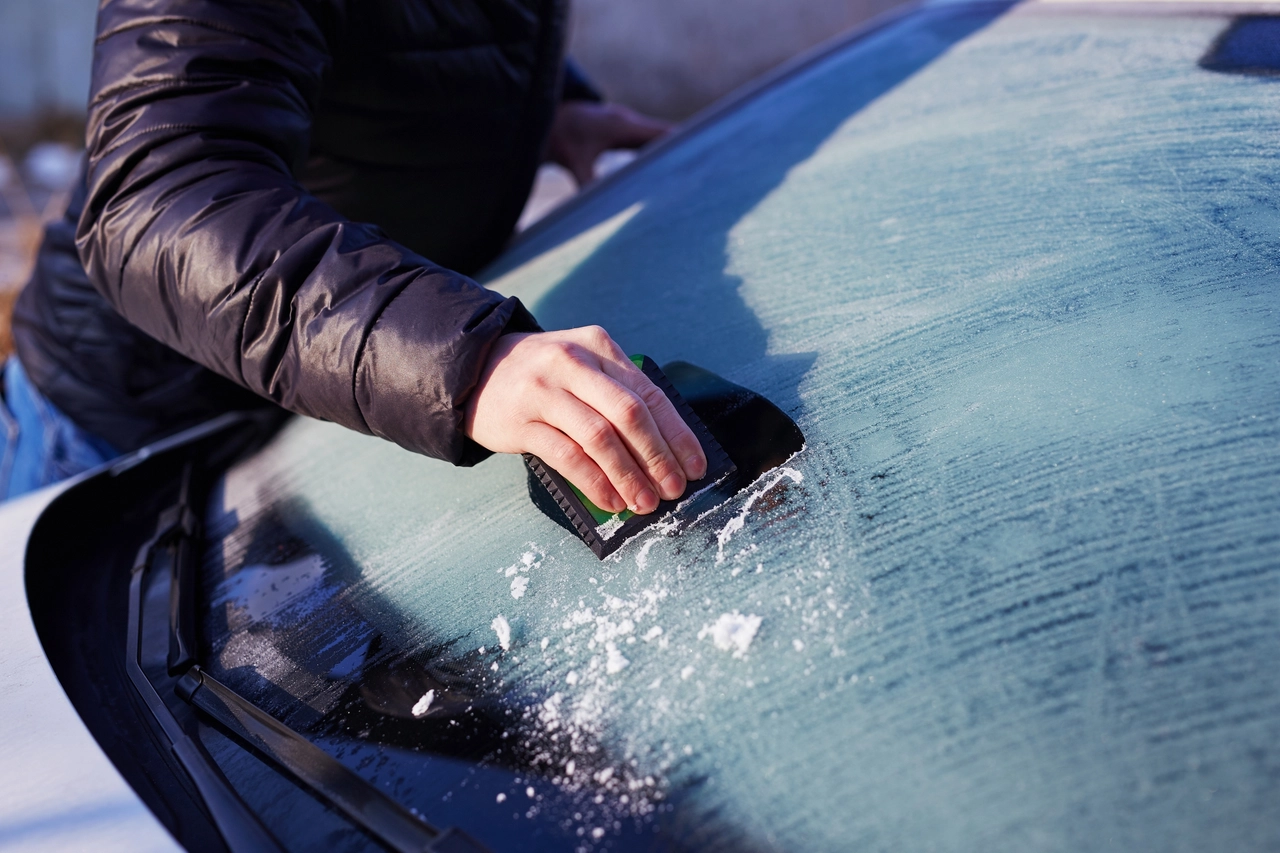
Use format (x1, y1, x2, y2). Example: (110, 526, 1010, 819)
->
(127, 462, 285, 852)
(177, 667, 487, 853)
(166, 464, 199, 675)
(144, 465, 491, 852)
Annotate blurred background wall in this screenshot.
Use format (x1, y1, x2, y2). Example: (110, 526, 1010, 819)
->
(0, 0, 96, 337)
(522, 0, 910, 226)
(0, 0, 908, 124)
(0, 0, 97, 120)
(570, 0, 906, 120)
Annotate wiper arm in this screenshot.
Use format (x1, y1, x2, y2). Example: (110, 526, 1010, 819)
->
(166, 463, 199, 675)
(127, 462, 285, 852)
(145, 465, 490, 852)
(177, 667, 486, 853)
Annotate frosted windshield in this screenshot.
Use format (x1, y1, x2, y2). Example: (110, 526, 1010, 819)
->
(204, 6, 1280, 851)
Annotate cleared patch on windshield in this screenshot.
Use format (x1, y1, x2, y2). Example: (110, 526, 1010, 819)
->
(200, 503, 678, 849)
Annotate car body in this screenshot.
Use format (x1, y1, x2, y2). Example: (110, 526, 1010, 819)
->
(0, 482, 178, 852)
(3, 0, 1280, 850)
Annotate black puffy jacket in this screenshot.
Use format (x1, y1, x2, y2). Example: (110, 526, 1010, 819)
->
(14, 0, 589, 464)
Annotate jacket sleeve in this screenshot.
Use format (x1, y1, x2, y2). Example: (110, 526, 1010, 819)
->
(76, 0, 538, 465)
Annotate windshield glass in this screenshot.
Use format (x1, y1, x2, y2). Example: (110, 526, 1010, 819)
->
(201, 5, 1280, 850)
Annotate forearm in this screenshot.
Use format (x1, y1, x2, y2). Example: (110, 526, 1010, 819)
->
(77, 0, 534, 463)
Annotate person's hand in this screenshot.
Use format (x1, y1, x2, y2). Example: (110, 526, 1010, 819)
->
(464, 327, 707, 515)
(547, 101, 672, 187)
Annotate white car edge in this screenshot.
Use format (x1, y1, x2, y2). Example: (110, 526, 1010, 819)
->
(0, 478, 179, 852)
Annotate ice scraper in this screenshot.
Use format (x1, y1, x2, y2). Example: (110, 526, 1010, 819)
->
(525, 356, 803, 558)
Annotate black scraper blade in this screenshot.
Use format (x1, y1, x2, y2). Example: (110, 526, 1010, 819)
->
(524, 355, 736, 559)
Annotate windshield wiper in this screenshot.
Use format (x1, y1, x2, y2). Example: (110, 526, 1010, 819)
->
(126, 462, 285, 852)
(176, 666, 485, 853)
(131, 462, 489, 853)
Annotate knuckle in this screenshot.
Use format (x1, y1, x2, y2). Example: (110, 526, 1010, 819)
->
(545, 437, 580, 467)
(612, 467, 649, 497)
(672, 433, 702, 458)
(584, 325, 615, 353)
(637, 383, 668, 410)
(615, 395, 648, 430)
(578, 468, 613, 500)
(551, 340, 579, 360)
(641, 447, 677, 477)
(647, 439, 678, 465)
(580, 415, 615, 450)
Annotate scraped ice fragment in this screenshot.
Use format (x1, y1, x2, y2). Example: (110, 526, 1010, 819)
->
(793, 639, 805, 652)
(592, 828, 605, 840)
(492, 615, 511, 650)
(411, 689, 435, 718)
(596, 767, 614, 783)
(541, 637, 550, 651)
(505, 549, 541, 577)
(605, 644, 629, 674)
(565, 759, 576, 776)
(699, 612, 762, 658)
(496, 793, 506, 803)
(566, 671, 579, 685)
(597, 515, 625, 540)
(680, 665, 695, 680)
(643, 626, 663, 641)
(526, 786, 536, 798)
(511, 576, 529, 598)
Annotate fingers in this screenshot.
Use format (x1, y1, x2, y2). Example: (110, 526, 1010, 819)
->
(463, 325, 709, 518)
(524, 423, 627, 515)
(605, 106, 673, 149)
(547, 102, 673, 187)
(560, 327, 707, 502)
(546, 391, 662, 514)
(598, 358, 708, 483)
(565, 361, 706, 505)
(562, 153, 595, 188)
